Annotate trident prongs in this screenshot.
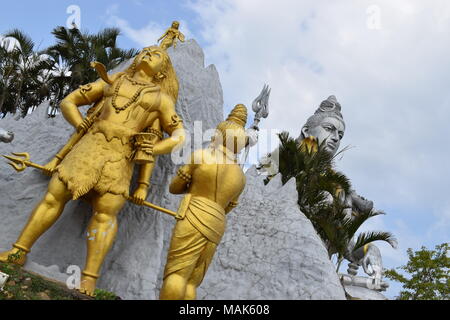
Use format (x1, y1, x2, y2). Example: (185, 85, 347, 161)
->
(250, 84, 271, 129)
(3, 152, 31, 172)
(2, 152, 44, 172)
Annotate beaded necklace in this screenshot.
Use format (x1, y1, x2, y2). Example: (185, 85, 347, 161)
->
(111, 75, 153, 113)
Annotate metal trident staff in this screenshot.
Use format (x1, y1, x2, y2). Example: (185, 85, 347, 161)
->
(241, 85, 271, 168)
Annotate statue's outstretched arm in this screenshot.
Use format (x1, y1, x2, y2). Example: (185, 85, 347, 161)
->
(153, 94, 185, 156)
(158, 29, 169, 42)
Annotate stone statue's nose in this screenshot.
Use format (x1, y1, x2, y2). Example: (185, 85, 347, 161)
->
(331, 134, 339, 142)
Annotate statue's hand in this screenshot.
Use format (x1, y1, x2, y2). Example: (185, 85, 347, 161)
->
(76, 117, 93, 133)
(246, 128, 259, 147)
(135, 141, 154, 156)
(131, 185, 148, 206)
(361, 244, 383, 280)
(42, 158, 60, 177)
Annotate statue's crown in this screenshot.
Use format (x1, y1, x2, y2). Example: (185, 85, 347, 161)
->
(315, 95, 343, 119)
(226, 104, 248, 128)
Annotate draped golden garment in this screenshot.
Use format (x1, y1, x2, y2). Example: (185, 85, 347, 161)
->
(163, 195, 226, 283)
(56, 119, 137, 200)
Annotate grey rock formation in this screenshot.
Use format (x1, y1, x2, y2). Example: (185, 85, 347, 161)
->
(0, 39, 345, 299)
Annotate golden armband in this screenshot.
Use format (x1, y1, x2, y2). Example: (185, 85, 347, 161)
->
(168, 114, 183, 129)
(177, 167, 192, 183)
(79, 84, 93, 105)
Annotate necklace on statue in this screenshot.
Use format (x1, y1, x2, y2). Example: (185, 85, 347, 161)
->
(111, 75, 152, 113)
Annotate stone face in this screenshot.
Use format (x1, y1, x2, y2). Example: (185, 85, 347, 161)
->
(0, 39, 345, 300)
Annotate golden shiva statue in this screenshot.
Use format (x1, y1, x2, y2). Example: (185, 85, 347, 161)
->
(158, 21, 185, 50)
(0, 45, 186, 296)
(159, 104, 248, 300)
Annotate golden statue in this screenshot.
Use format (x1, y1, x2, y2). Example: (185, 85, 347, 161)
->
(157, 21, 185, 51)
(159, 104, 248, 300)
(0, 45, 186, 296)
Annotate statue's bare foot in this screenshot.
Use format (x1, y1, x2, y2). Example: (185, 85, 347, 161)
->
(79, 274, 97, 297)
(0, 248, 27, 266)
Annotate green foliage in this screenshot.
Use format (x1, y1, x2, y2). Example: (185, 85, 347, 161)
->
(0, 261, 120, 300)
(385, 243, 449, 300)
(0, 262, 73, 300)
(6, 249, 24, 263)
(277, 131, 396, 263)
(46, 26, 138, 95)
(94, 288, 119, 300)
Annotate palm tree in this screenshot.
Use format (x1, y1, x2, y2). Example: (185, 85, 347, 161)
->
(46, 26, 138, 97)
(0, 26, 138, 117)
(277, 132, 396, 267)
(0, 29, 52, 117)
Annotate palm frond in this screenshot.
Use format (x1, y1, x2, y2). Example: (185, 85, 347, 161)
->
(353, 231, 398, 252)
(4, 29, 35, 55)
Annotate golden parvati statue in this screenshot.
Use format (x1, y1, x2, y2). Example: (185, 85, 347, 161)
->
(159, 104, 248, 300)
(0, 46, 186, 296)
(158, 21, 185, 51)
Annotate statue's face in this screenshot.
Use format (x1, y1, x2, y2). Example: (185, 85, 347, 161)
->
(303, 116, 344, 155)
(135, 47, 165, 76)
(172, 21, 180, 29)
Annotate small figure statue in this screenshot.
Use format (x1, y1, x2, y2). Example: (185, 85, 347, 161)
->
(158, 21, 185, 51)
(159, 104, 248, 300)
(0, 45, 186, 296)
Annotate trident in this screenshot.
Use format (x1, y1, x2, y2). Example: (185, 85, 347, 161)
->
(250, 84, 270, 130)
(241, 84, 271, 168)
(3, 152, 45, 172)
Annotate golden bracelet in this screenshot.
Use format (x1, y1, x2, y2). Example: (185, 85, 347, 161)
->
(177, 168, 192, 183)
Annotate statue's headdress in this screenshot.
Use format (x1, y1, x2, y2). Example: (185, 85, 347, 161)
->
(215, 104, 248, 154)
(300, 95, 345, 140)
(226, 104, 248, 128)
(314, 95, 343, 120)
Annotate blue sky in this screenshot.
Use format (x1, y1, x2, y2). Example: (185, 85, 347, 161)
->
(0, 0, 198, 50)
(1, 0, 449, 299)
